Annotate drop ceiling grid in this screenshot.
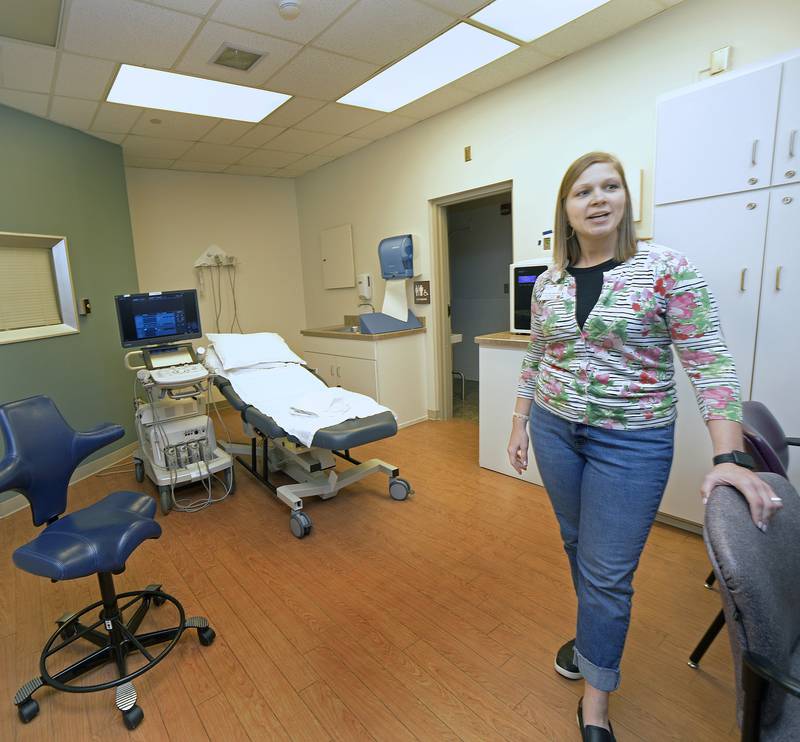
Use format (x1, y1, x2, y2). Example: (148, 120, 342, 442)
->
(0, 0, 684, 177)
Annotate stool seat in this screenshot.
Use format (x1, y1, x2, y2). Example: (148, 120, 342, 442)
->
(13, 491, 161, 581)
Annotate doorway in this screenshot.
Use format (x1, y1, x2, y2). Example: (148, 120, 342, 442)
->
(429, 180, 513, 421)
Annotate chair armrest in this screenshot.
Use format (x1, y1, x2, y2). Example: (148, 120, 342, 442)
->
(786, 437, 800, 447)
(743, 651, 800, 698)
(72, 423, 125, 465)
(0, 454, 27, 495)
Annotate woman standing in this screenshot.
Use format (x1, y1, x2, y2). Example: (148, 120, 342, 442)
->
(507, 152, 781, 741)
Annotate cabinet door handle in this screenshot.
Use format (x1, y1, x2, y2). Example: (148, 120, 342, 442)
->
(336, 366, 341, 378)
(740, 267, 747, 292)
(790, 129, 797, 159)
(330, 365, 335, 377)
(776, 266, 782, 291)
(751, 139, 759, 166)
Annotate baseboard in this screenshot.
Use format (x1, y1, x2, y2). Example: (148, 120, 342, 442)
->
(399, 415, 429, 429)
(0, 441, 139, 520)
(655, 511, 702, 535)
(427, 409, 442, 421)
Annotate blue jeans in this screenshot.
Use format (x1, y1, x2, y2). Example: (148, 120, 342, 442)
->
(529, 402, 675, 692)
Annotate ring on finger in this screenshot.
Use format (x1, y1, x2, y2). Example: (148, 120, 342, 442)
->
(769, 496, 783, 503)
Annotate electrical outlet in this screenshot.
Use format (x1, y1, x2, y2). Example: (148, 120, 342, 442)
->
(464, 145, 472, 162)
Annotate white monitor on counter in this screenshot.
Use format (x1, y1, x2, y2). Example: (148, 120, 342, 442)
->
(509, 260, 550, 334)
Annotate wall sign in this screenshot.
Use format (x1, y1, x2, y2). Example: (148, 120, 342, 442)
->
(413, 280, 430, 304)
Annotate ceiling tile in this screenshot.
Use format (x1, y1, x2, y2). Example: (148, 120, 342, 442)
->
(0, 88, 49, 117)
(273, 167, 308, 177)
(314, 135, 372, 158)
(291, 153, 336, 170)
(62, 0, 201, 67)
(394, 85, 476, 118)
(202, 119, 256, 144)
(171, 159, 229, 172)
(0, 0, 62, 46)
(148, 0, 217, 13)
(453, 44, 553, 94)
(420, 0, 492, 15)
(54, 53, 115, 99)
(123, 134, 194, 158)
(92, 102, 143, 133)
(266, 128, 339, 154)
(179, 141, 252, 163)
(265, 47, 377, 100)
(131, 109, 220, 140)
(351, 114, 417, 140)
(233, 123, 284, 147)
(225, 164, 278, 176)
(0, 40, 56, 94)
(314, 0, 454, 66)
(124, 156, 175, 168)
(238, 149, 304, 168)
(295, 102, 384, 136)
(91, 131, 126, 144)
(530, 0, 664, 60)
(49, 96, 98, 129)
(175, 20, 302, 86)
(212, 0, 355, 45)
(262, 96, 326, 127)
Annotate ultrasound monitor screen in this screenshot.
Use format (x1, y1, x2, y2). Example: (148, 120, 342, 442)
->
(115, 290, 201, 348)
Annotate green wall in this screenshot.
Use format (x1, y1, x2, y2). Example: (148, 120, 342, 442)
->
(0, 104, 140, 501)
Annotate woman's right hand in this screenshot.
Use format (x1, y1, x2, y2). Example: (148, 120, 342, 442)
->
(507, 422, 530, 474)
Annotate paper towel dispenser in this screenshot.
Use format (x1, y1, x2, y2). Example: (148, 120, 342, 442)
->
(379, 235, 414, 279)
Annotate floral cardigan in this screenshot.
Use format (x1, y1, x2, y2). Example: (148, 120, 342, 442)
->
(518, 242, 742, 429)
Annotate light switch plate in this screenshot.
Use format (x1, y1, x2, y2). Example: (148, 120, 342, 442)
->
(710, 46, 730, 75)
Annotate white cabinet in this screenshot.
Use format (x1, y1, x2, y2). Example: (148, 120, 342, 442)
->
(751, 182, 800, 484)
(302, 333, 427, 428)
(655, 64, 781, 205)
(772, 57, 800, 187)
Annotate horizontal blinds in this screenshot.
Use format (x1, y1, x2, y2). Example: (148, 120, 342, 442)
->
(0, 245, 62, 331)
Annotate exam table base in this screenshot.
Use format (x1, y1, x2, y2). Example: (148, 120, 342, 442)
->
(222, 435, 412, 538)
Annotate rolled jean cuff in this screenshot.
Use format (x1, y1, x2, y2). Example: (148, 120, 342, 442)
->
(574, 647, 620, 692)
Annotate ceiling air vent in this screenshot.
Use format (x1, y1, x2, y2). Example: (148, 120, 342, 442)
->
(212, 45, 265, 72)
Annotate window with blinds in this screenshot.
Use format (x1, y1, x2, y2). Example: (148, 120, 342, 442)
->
(0, 245, 62, 331)
(0, 232, 79, 345)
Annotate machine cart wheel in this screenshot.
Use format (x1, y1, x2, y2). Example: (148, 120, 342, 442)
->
(289, 511, 312, 539)
(224, 465, 236, 495)
(17, 698, 39, 724)
(134, 459, 144, 483)
(122, 705, 144, 730)
(157, 486, 172, 516)
(389, 477, 412, 501)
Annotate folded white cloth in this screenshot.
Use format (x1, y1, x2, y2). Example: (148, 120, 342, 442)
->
(224, 364, 390, 446)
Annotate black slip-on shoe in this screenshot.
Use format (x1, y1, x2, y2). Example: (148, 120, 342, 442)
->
(577, 697, 616, 742)
(554, 638, 583, 680)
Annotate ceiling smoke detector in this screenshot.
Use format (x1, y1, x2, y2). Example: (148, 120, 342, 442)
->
(277, 0, 300, 20)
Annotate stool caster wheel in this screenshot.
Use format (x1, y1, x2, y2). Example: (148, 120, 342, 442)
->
(58, 621, 78, 640)
(122, 704, 144, 730)
(134, 459, 144, 483)
(198, 626, 216, 646)
(389, 477, 412, 501)
(18, 698, 39, 723)
(153, 595, 166, 607)
(290, 511, 312, 539)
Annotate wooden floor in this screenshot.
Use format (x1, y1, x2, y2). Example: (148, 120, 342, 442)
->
(0, 415, 740, 741)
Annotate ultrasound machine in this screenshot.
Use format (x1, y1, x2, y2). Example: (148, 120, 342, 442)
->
(116, 289, 233, 515)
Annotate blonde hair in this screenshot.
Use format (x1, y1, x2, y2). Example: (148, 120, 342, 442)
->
(552, 151, 638, 271)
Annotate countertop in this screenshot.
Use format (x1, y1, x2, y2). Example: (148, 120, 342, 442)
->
(301, 324, 426, 342)
(474, 331, 530, 349)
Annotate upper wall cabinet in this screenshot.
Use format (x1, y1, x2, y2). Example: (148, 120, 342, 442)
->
(772, 57, 800, 187)
(655, 64, 781, 205)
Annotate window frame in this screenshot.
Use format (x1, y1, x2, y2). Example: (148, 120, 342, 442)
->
(0, 231, 79, 346)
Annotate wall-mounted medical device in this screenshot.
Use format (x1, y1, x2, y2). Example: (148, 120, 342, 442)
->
(378, 234, 415, 279)
(510, 260, 550, 334)
(115, 289, 202, 348)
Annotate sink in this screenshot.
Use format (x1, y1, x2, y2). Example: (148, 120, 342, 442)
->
(328, 325, 361, 334)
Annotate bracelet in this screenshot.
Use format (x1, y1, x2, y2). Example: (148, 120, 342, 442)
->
(512, 412, 530, 422)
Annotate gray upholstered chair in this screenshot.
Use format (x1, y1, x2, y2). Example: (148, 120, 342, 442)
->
(704, 473, 800, 741)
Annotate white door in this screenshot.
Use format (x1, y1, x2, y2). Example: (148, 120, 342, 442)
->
(751, 182, 800, 483)
(654, 191, 769, 525)
(654, 64, 781, 205)
(772, 57, 800, 187)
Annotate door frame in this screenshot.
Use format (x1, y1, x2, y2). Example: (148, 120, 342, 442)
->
(428, 179, 513, 420)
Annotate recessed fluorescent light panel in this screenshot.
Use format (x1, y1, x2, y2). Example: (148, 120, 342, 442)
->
(338, 23, 518, 112)
(472, 0, 612, 43)
(107, 64, 290, 122)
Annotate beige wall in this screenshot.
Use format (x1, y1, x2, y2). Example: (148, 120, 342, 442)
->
(126, 168, 307, 352)
(294, 0, 800, 414)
